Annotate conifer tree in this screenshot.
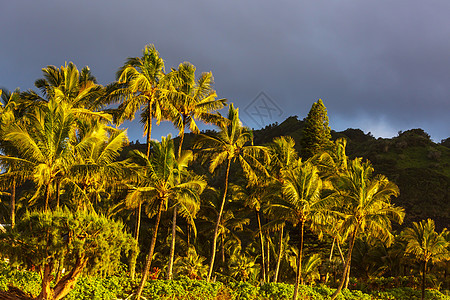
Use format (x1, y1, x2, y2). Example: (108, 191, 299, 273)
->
(300, 99, 333, 159)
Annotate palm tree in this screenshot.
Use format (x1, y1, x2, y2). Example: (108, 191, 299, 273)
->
(113, 44, 166, 157)
(174, 246, 209, 279)
(110, 45, 167, 280)
(199, 189, 250, 273)
(0, 88, 30, 227)
(68, 124, 129, 212)
(22, 62, 110, 123)
(195, 103, 269, 282)
(232, 181, 272, 282)
(329, 158, 405, 300)
(166, 150, 206, 280)
(161, 62, 226, 279)
(276, 160, 323, 300)
(0, 100, 78, 211)
(288, 253, 322, 285)
(228, 246, 259, 282)
(402, 219, 449, 300)
(126, 136, 205, 299)
(267, 136, 298, 282)
(163, 62, 226, 158)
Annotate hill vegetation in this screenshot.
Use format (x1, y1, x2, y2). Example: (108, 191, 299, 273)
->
(252, 117, 450, 230)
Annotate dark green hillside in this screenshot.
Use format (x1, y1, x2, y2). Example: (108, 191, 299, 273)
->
(253, 118, 450, 229)
(123, 117, 449, 230)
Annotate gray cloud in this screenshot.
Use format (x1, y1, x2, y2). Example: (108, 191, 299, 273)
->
(1, 0, 449, 142)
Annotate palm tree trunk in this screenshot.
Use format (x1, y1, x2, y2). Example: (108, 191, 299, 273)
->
(56, 180, 61, 209)
(274, 224, 284, 283)
(135, 200, 163, 299)
(221, 234, 225, 265)
(130, 204, 142, 280)
(266, 238, 270, 281)
(44, 182, 51, 211)
(292, 220, 305, 300)
(422, 260, 427, 300)
(330, 229, 358, 300)
(257, 211, 266, 283)
(167, 205, 177, 280)
(337, 240, 345, 265)
(166, 121, 186, 277)
(329, 237, 335, 261)
(146, 99, 153, 157)
(187, 224, 191, 255)
(177, 119, 185, 159)
(10, 178, 16, 229)
(207, 158, 231, 282)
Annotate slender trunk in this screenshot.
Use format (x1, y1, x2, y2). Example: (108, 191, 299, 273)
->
(177, 118, 185, 159)
(257, 211, 266, 283)
(274, 225, 284, 283)
(329, 238, 335, 261)
(266, 237, 270, 282)
(44, 183, 51, 212)
(187, 224, 191, 256)
(330, 229, 358, 300)
(10, 178, 16, 229)
(422, 260, 427, 300)
(146, 99, 153, 157)
(207, 158, 231, 282)
(337, 240, 345, 265)
(130, 204, 142, 280)
(56, 180, 60, 209)
(344, 265, 351, 289)
(221, 234, 225, 265)
(135, 200, 164, 299)
(292, 220, 305, 300)
(167, 206, 177, 280)
(166, 120, 185, 277)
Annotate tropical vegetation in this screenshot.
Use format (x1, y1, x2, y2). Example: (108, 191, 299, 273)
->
(0, 45, 449, 300)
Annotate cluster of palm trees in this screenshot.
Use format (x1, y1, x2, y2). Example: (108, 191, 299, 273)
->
(0, 45, 448, 300)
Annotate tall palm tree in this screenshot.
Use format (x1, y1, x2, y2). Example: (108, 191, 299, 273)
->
(195, 103, 269, 282)
(276, 160, 323, 300)
(68, 124, 129, 212)
(0, 88, 30, 227)
(166, 150, 206, 280)
(126, 136, 205, 299)
(267, 136, 298, 282)
(22, 62, 110, 123)
(199, 188, 250, 272)
(113, 44, 166, 157)
(111, 45, 167, 278)
(232, 181, 271, 282)
(0, 100, 78, 211)
(115, 44, 170, 254)
(402, 219, 449, 300)
(161, 62, 226, 279)
(163, 62, 226, 158)
(329, 158, 405, 300)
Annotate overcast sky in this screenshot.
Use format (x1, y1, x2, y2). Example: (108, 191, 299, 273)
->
(1, 1, 449, 142)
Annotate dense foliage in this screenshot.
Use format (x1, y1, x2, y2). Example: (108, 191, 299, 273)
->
(0, 45, 449, 300)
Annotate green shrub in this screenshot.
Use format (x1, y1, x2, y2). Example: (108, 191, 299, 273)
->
(228, 281, 259, 300)
(259, 282, 293, 299)
(0, 261, 41, 297)
(371, 287, 450, 300)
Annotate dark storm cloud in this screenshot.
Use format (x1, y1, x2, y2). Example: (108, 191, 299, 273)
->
(1, 0, 449, 141)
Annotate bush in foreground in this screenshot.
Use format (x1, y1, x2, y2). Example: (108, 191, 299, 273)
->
(1, 264, 450, 300)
